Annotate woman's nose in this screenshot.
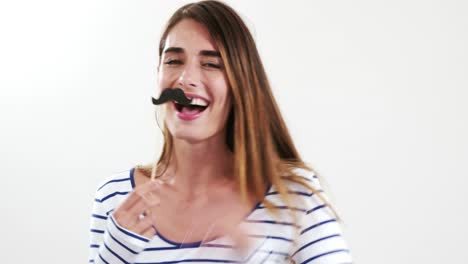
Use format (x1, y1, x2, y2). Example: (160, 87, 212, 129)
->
(177, 62, 200, 88)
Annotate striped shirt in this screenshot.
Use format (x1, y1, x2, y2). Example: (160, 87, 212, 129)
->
(89, 167, 353, 263)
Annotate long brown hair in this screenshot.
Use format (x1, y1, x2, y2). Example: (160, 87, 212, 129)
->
(138, 0, 338, 228)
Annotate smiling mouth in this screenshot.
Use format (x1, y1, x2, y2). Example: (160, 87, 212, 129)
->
(174, 102, 209, 114)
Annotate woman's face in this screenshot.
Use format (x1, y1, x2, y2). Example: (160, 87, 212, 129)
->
(157, 19, 231, 144)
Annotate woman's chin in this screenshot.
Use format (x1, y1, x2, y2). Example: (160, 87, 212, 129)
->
(171, 131, 207, 143)
(170, 128, 224, 145)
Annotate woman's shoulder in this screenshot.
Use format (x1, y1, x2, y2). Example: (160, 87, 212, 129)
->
(93, 168, 135, 203)
(280, 167, 322, 193)
(271, 167, 329, 214)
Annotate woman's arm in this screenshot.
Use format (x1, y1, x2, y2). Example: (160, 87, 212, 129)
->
(88, 179, 161, 263)
(289, 173, 353, 264)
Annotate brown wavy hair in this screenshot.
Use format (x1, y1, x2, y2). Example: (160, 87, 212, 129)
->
(137, 0, 338, 228)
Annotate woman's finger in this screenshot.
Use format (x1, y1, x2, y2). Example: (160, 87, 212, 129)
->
(118, 180, 162, 211)
(113, 181, 162, 230)
(131, 213, 154, 234)
(121, 192, 160, 229)
(127, 192, 159, 216)
(141, 224, 158, 239)
(117, 200, 147, 228)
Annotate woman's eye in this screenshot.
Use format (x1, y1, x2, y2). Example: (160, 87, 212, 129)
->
(203, 63, 222, 69)
(164, 59, 182, 65)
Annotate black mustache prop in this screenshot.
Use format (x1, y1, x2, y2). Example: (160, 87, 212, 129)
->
(151, 88, 193, 106)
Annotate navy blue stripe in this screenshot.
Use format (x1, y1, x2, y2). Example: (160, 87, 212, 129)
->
(106, 209, 114, 216)
(90, 229, 105, 234)
(244, 219, 301, 228)
(302, 249, 350, 264)
(97, 177, 131, 191)
(95, 191, 130, 203)
(247, 234, 294, 242)
(301, 219, 337, 235)
(143, 246, 182, 251)
(135, 259, 239, 264)
(306, 204, 327, 214)
(104, 242, 129, 264)
(130, 167, 136, 189)
(156, 230, 203, 248)
(98, 253, 109, 264)
(89, 260, 94, 263)
(108, 230, 138, 254)
(255, 205, 307, 213)
(265, 189, 323, 197)
(92, 214, 108, 220)
(110, 216, 150, 243)
(292, 234, 341, 257)
(144, 243, 236, 251)
(90, 244, 99, 248)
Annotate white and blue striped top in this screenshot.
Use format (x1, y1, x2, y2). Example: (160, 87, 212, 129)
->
(89, 167, 353, 263)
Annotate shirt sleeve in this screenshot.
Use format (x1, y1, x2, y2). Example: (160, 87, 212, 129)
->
(88, 185, 151, 263)
(289, 173, 353, 264)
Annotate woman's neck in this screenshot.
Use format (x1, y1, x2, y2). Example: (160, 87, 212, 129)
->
(166, 136, 236, 201)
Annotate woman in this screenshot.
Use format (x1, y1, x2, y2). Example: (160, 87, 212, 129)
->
(89, 1, 353, 263)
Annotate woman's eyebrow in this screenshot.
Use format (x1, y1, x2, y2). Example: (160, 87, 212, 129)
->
(200, 50, 221, 57)
(164, 47, 184, 54)
(163, 47, 220, 57)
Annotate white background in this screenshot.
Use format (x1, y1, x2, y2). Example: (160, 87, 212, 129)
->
(0, 0, 467, 263)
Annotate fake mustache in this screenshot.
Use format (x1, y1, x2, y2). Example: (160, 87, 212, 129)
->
(151, 88, 193, 106)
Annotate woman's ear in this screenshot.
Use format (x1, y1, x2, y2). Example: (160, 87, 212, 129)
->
(156, 58, 161, 73)
(156, 65, 160, 82)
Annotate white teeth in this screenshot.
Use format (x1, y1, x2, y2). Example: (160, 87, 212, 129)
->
(189, 98, 209, 107)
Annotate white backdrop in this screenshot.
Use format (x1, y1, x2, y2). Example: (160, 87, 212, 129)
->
(0, 0, 467, 263)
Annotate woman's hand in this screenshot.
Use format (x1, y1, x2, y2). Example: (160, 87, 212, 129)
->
(112, 179, 164, 239)
(111, 177, 254, 251)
